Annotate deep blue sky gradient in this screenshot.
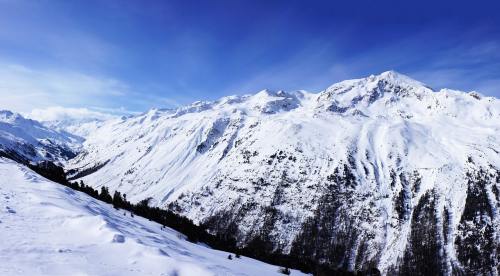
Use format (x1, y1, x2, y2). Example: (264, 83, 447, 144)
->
(0, 0, 499, 112)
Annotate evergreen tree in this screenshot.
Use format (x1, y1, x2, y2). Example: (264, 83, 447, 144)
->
(112, 190, 124, 209)
(99, 186, 112, 203)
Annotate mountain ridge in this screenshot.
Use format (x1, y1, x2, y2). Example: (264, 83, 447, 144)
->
(2, 71, 498, 275)
(120, 70, 497, 124)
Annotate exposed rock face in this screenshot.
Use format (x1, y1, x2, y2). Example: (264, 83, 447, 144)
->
(66, 71, 500, 274)
(455, 168, 499, 275)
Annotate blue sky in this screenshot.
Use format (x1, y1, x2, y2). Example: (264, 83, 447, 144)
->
(0, 0, 499, 116)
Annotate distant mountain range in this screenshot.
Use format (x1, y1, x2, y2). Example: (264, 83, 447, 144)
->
(0, 110, 80, 164)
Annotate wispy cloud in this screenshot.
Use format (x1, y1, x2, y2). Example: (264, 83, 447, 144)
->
(89, 106, 141, 116)
(407, 36, 500, 96)
(0, 61, 192, 117)
(224, 29, 500, 98)
(26, 106, 119, 122)
(220, 39, 340, 95)
(0, 62, 130, 112)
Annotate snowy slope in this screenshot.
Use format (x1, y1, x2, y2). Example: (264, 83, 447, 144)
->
(0, 110, 79, 163)
(67, 71, 500, 274)
(0, 158, 306, 276)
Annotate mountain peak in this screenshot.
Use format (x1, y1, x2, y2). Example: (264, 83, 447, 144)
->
(378, 69, 404, 78)
(317, 71, 435, 113)
(376, 70, 429, 89)
(325, 70, 430, 95)
(0, 110, 17, 120)
(0, 110, 28, 124)
(0, 110, 14, 116)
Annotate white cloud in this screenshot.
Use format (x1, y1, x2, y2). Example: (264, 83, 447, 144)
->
(89, 106, 141, 116)
(0, 62, 130, 113)
(26, 106, 118, 122)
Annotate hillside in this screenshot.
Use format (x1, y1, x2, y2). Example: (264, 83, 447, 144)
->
(0, 158, 305, 276)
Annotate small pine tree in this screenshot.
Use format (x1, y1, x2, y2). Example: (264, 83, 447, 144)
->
(99, 186, 112, 203)
(112, 190, 123, 209)
(123, 193, 128, 208)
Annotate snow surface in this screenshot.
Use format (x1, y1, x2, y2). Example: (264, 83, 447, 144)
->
(0, 158, 306, 276)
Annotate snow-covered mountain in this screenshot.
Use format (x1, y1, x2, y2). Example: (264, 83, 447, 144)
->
(0, 110, 80, 164)
(65, 71, 500, 275)
(26, 106, 122, 139)
(0, 158, 304, 276)
(41, 117, 109, 139)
